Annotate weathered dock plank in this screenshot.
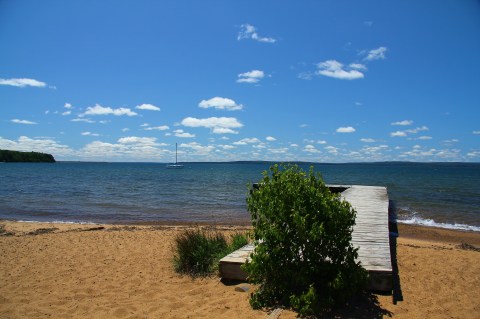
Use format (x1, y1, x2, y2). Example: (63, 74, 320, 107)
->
(219, 185, 393, 291)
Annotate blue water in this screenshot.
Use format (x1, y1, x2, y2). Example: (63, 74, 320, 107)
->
(0, 162, 479, 231)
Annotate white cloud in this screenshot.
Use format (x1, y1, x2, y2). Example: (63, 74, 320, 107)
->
(364, 47, 388, 61)
(71, 118, 95, 123)
(316, 60, 364, 80)
(62, 111, 71, 116)
(417, 136, 432, 140)
(81, 132, 100, 137)
(212, 127, 238, 134)
(303, 145, 320, 153)
(473, 131, 480, 135)
(0, 77, 47, 88)
(391, 131, 407, 137)
(218, 144, 235, 150)
(118, 136, 158, 145)
(198, 97, 243, 111)
(237, 70, 265, 83)
(180, 142, 215, 154)
(266, 136, 276, 141)
(361, 138, 376, 143)
(268, 147, 289, 154)
(290, 143, 299, 147)
(64, 103, 73, 109)
(317, 140, 327, 144)
(173, 129, 195, 138)
(82, 104, 138, 117)
(122, 128, 130, 132)
(355, 102, 363, 106)
(181, 116, 243, 134)
(299, 124, 309, 128)
(442, 139, 459, 143)
(144, 125, 170, 131)
(11, 119, 37, 125)
(406, 126, 429, 134)
(391, 120, 413, 126)
(233, 138, 261, 145)
(135, 103, 160, 111)
(349, 63, 367, 71)
(325, 146, 339, 154)
(336, 126, 356, 133)
(237, 24, 276, 43)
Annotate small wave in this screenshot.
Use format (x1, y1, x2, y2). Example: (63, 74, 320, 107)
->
(398, 216, 480, 232)
(17, 219, 97, 225)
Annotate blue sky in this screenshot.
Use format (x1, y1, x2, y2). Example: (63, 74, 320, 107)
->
(1, 0, 479, 162)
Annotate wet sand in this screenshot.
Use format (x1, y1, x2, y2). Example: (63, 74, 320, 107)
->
(1, 221, 479, 318)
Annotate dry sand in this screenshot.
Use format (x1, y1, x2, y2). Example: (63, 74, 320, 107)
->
(1, 221, 479, 318)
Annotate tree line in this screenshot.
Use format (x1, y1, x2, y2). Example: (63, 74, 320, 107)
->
(0, 150, 56, 162)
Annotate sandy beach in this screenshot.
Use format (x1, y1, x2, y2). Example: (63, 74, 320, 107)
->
(1, 221, 479, 318)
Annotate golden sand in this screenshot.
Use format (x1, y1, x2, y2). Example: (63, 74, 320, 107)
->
(1, 221, 479, 318)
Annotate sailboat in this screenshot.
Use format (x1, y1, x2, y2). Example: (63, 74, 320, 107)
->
(166, 143, 184, 168)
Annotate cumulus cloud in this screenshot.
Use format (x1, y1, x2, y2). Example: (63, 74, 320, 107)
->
(237, 70, 265, 83)
(71, 118, 95, 123)
(391, 126, 428, 138)
(62, 111, 71, 116)
(364, 47, 388, 61)
(173, 129, 195, 138)
(0, 77, 47, 88)
(266, 136, 276, 141)
(118, 136, 158, 145)
(237, 24, 276, 43)
(144, 125, 169, 131)
(135, 103, 160, 111)
(233, 138, 261, 145)
(198, 97, 243, 111)
(81, 132, 100, 137)
(11, 119, 37, 125)
(361, 138, 376, 143)
(82, 104, 137, 117)
(180, 142, 215, 154)
(64, 103, 73, 109)
(303, 145, 320, 153)
(391, 131, 407, 137)
(392, 120, 413, 126)
(336, 126, 356, 133)
(406, 126, 429, 134)
(181, 117, 243, 134)
(316, 60, 364, 80)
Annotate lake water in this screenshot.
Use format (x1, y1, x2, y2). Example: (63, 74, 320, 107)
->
(0, 162, 479, 231)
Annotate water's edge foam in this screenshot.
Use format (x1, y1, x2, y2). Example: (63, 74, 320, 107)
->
(397, 216, 480, 232)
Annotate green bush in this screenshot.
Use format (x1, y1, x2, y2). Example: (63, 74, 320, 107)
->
(243, 164, 368, 315)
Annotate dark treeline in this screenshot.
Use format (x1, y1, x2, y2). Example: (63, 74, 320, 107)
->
(0, 150, 56, 163)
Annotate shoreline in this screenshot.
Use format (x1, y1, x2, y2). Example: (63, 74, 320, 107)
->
(2, 218, 479, 239)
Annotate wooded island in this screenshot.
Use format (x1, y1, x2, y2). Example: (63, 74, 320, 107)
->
(0, 150, 56, 162)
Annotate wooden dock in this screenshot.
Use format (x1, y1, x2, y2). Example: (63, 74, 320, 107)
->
(219, 185, 393, 292)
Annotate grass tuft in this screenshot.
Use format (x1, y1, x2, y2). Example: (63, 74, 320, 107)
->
(173, 228, 250, 277)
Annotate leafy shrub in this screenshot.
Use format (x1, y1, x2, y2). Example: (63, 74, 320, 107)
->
(243, 164, 368, 315)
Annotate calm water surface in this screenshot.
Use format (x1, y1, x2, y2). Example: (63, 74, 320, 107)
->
(0, 162, 479, 231)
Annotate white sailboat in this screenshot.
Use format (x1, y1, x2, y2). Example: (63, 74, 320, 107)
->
(166, 143, 184, 168)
